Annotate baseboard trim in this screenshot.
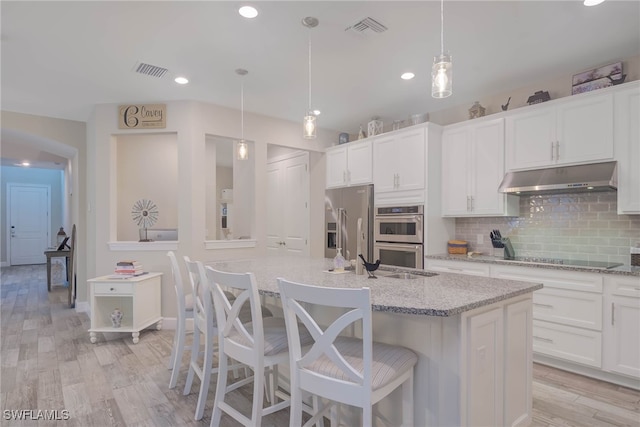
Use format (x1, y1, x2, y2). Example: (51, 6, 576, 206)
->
(534, 354, 640, 391)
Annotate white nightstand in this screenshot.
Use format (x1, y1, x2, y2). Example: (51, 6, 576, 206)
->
(88, 272, 162, 344)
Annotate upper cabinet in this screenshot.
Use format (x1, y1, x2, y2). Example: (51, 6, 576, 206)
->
(614, 83, 640, 214)
(505, 92, 614, 171)
(373, 127, 426, 205)
(325, 140, 372, 188)
(442, 118, 519, 217)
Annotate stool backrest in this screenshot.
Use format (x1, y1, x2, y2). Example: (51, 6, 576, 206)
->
(167, 251, 188, 313)
(206, 267, 264, 363)
(184, 257, 213, 329)
(277, 278, 372, 401)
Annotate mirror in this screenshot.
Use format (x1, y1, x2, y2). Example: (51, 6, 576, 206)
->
(205, 135, 254, 241)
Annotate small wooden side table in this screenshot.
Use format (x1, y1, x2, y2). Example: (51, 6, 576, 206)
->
(87, 272, 162, 344)
(44, 249, 70, 292)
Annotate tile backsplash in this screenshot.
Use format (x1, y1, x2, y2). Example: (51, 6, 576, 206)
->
(455, 191, 640, 265)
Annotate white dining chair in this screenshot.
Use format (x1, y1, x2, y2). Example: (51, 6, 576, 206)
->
(167, 251, 194, 390)
(207, 266, 315, 427)
(277, 278, 418, 427)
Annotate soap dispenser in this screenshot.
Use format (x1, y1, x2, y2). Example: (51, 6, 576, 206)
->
(333, 248, 346, 272)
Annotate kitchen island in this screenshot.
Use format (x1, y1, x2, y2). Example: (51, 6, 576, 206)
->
(208, 256, 542, 427)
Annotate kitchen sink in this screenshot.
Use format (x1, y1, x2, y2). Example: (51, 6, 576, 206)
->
(379, 273, 425, 280)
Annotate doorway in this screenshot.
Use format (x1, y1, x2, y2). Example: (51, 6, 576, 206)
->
(266, 150, 309, 256)
(7, 183, 50, 265)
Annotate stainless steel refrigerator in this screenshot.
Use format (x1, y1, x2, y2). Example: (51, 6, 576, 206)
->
(324, 184, 374, 262)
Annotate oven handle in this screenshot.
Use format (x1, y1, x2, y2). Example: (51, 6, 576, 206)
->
(375, 214, 422, 222)
(375, 242, 423, 251)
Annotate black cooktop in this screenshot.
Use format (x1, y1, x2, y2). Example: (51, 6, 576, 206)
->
(512, 256, 622, 269)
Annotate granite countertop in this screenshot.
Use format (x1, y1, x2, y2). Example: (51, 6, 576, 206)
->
(206, 256, 542, 317)
(425, 254, 640, 276)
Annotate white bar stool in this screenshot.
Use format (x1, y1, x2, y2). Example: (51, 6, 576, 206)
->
(277, 278, 418, 427)
(167, 251, 194, 390)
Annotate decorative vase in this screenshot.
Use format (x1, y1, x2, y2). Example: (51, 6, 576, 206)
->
(111, 308, 123, 328)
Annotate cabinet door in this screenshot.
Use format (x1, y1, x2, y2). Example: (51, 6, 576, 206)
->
(471, 119, 509, 215)
(326, 146, 348, 188)
(465, 307, 504, 427)
(373, 135, 398, 193)
(603, 294, 640, 378)
(615, 85, 640, 214)
(442, 127, 471, 216)
(395, 128, 425, 191)
(505, 107, 555, 170)
(556, 94, 613, 165)
(347, 141, 373, 186)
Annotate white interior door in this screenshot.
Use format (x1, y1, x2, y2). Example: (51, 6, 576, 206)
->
(8, 184, 50, 265)
(266, 152, 309, 256)
(266, 162, 284, 253)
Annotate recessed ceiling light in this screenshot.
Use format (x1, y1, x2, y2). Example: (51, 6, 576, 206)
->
(174, 76, 189, 85)
(313, 110, 321, 116)
(401, 72, 415, 80)
(15, 161, 30, 167)
(239, 6, 258, 18)
(584, 0, 605, 5)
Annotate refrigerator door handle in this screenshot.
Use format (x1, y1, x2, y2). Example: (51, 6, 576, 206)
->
(336, 208, 345, 253)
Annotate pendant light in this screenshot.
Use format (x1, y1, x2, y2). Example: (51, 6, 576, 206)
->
(432, 0, 452, 98)
(236, 68, 249, 160)
(302, 17, 318, 139)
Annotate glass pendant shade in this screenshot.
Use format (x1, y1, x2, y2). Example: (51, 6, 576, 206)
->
(432, 53, 452, 98)
(236, 140, 248, 160)
(303, 112, 317, 139)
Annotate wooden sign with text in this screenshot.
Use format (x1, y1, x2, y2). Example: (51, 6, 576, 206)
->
(118, 104, 166, 129)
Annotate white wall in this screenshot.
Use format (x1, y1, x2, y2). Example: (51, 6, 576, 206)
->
(0, 111, 86, 293)
(88, 100, 337, 317)
(0, 166, 64, 259)
(115, 133, 178, 240)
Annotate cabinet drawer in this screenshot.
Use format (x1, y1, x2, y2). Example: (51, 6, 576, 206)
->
(533, 288, 602, 331)
(605, 276, 640, 298)
(93, 281, 134, 295)
(492, 265, 603, 293)
(533, 320, 601, 368)
(425, 260, 490, 277)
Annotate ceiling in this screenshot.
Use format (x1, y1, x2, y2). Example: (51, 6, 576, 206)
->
(1, 0, 639, 145)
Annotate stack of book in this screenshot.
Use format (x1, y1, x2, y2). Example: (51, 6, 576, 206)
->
(114, 260, 144, 277)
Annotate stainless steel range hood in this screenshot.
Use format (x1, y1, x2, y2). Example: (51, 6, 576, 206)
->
(499, 161, 617, 195)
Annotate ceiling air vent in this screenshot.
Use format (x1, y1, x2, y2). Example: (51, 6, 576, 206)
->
(345, 17, 388, 34)
(133, 62, 168, 78)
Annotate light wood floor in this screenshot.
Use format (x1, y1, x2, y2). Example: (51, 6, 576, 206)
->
(1, 264, 639, 427)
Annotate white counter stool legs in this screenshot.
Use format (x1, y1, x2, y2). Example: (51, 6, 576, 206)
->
(277, 278, 418, 427)
(182, 257, 243, 421)
(207, 267, 313, 427)
(167, 251, 194, 390)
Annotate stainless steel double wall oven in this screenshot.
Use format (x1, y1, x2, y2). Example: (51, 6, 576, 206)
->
(374, 205, 424, 269)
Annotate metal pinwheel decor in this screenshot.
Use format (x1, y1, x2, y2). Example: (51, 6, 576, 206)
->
(131, 199, 158, 241)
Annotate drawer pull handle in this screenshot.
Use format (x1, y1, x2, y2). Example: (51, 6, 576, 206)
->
(533, 303, 553, 309)
(611, 302, 615, 326)
(110, 287, 115, 291)
(533, 336, 554, 344)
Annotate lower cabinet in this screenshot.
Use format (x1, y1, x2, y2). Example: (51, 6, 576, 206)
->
(429, 258, 640, 389)
(462, 296, 532, 427)
(425, 259, 491, 276)
(603, 276, 640, 379)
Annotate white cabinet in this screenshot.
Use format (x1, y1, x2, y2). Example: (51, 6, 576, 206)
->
(506, 92, 614, 171)
(492, 266, 603, 368)
(88, 272, 162, 344)
(325, 140, 372, 188)
(425, 258, 491, 276)
(603, 276, 640, 379)
(442, 118, 519, 217)
(614, 83, 640, 214)
(373, 127, 426, 204)
(461, 296, 533, 427)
